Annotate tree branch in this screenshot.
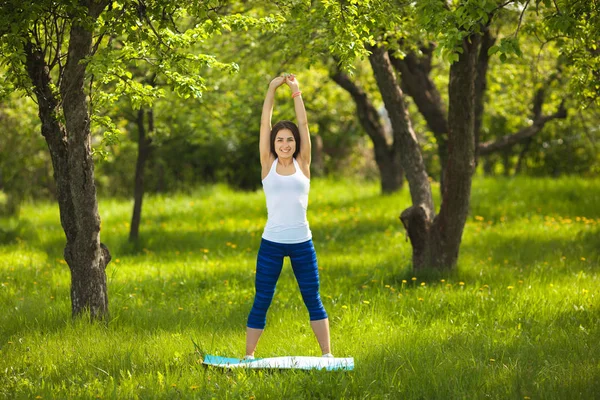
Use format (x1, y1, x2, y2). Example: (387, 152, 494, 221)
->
(388, 46, 449, 140)
(329, 64, 389, 151)
(367, 43, 434, 216)
(388, 43, 449, 183)
(139, 0, 170, 53)
(478, 101, 567, 155)
(552, 0, 561, 14)
(43, 16, 51, 64)
(514, 0, 531, 37)
(492, 0, 518, 13)
(48, 16, 65, 70)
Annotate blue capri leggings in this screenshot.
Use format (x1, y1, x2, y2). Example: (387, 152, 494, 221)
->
(247, 238, 328, 329)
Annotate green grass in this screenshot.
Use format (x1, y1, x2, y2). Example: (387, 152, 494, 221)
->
(1, 176, 599, 399)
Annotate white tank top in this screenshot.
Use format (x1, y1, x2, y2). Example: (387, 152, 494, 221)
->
(262, 158, 312, 244)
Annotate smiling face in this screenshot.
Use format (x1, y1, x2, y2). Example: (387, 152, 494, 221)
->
(270, 120, 301, 159)
(274, 128, 296, 160)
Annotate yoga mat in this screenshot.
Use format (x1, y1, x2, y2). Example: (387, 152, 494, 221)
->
(203, 354, 354, 371)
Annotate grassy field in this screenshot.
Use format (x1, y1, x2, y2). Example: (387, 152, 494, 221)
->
(0, 177, 598, 399)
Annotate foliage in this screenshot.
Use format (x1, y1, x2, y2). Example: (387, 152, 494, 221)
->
(1, 0, 599, 203)
(525, 114, 600, 176)
(0, 94, 51, 215)
(0, 0, 283, 160)
(534, 0, 600, 106)
(1, 177, 599, 398)
(92, 0, 371, 194)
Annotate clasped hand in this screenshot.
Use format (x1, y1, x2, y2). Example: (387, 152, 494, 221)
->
(269, 73, 300, 93)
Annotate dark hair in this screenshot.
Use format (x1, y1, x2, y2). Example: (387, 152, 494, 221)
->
(270, 120, 301, 159)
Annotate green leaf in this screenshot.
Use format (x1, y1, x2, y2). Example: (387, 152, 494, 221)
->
(488, 45, 500, 56)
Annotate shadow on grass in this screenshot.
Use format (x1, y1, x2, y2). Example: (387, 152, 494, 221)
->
(103, 213, 406, 260)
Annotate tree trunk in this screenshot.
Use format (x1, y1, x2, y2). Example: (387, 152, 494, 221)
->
(330, 68, 404, 194)
(381, 151, 404, 194)
(426, 34, 480, 269)
(502, 149, 512, 176)
(514, 138, 532, 175)
(367, 45, 433, 209)
(370, 35, 478, 270)
(483, 156, 495, 175)
(388, 46, 449, 188)
(24, 2, 111, 319)
(311, 134, 325, 176)
(130, 108, 153, 242)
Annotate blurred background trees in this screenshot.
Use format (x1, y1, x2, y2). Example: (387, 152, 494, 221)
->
(1, 0, 598, 213)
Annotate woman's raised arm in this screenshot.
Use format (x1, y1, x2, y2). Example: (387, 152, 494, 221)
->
(260, 76, 285, 176)
(286, 74, 311, 173)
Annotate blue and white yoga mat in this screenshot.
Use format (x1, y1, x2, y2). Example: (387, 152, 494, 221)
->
(203, 355, 354, 371)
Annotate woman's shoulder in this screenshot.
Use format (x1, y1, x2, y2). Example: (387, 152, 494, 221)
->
(261, 155, 277, 181)
(294, 156, 310, 180)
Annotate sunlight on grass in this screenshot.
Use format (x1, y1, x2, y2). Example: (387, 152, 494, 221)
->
(1, 177, 598, 398)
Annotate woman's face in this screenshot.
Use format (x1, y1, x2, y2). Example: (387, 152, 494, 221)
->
(274, 129, 296, 159)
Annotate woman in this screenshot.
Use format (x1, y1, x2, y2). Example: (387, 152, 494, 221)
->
(245, 74, 332, 359)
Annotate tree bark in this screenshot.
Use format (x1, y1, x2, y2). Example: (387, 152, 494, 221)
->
(368, 44, 438, 267)
(24, 1, 111, 319)
(422, 34, 480, 269)
(330, 68, 404, 193)
(367, 45, 433, 210)
(514, 138, 532, 174)
(388, 45, 449, 182)
(129, 108, 153, 242)
(311, 134, 325, 176)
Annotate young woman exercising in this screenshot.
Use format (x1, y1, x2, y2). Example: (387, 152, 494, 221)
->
(245, 73, 332, 359)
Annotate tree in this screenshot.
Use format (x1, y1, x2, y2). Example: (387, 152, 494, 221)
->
(388, 10, 568, 178)
(281, 0, 596, 269)
(536, 0, 600, 107)
(273, 0, 485, 269)
(0, 0, 274, 318)
(285, 0, 524, 269)
(130, 105, 154, 242)
(330, 64, 405, 193)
